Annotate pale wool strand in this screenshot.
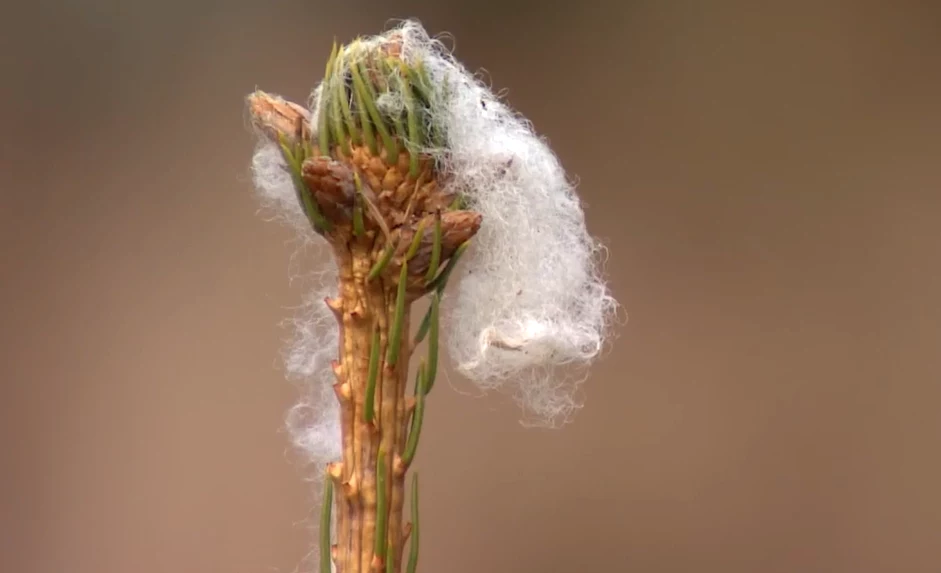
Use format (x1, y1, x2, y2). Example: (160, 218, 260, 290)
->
(250, 139, 309, 235)
(320, 21, 618, 427)
(250, 130, 342, 466)
(282, 278, 343, 467)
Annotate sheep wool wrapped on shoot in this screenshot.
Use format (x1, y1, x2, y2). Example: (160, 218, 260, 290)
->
(246, 20, 616, 573)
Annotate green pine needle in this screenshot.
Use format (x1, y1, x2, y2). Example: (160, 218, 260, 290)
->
(401, 61, 422, 178)
(319, 471, 334, 573)
(424, 212, 442, 282)
(353, 204, 366, 237)
(413, 302, 432, 347)
(277, 133, 330, 233)
(352, 60, 397, 164)
(374, 450, 389, 561)
(367, 242, 396, 281)
(319, 42, 338, 156)
(406, 473, 420, 573)
(386, 261, 408, 367)
(425, 293, 440, 392)
(352, 64, 378, 155)
(426, 240, 470, 294)
(335, 58, 359, 145)
(402, 361, 427, 465)
(364, 322, 380, 423)
(405, 219, 426, 261)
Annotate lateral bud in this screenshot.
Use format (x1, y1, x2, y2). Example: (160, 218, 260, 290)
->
(331, 360, 345, 380)
(333, 381, 352, 401)
(324, 297, 343, 319)
(392, 453, 407, 477)
(342, 473, 360, 497)
(246, 90, 311, 145)
(390, 210, 482, 282)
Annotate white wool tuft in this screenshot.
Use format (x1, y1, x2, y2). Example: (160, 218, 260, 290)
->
(326, 20, 618, 426)
(250, 20, 617, 461)
(250, 139, 309, 234)
(250, 132, 342, 466)
(281, 277, 342, 466)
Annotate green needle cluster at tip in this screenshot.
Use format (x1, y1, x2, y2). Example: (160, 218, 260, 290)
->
(382, 60, 408, 153)
(406, 473, 420, 573)
(352, 65, 378, 155)
(329, 79, 348, 156)
(320, 470, 334, 573)
(315, 40, 442, 166)
(319, 42, 337, 157)
(350, 60, 397, 164)
(336, 59, 359, 147)
(407, 58, 444, 149)
(401, 62, 421, 179)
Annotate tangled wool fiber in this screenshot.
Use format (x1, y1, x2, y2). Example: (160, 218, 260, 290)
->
(250, 20, 617, 465)
(357, 21, 618, 425)
(251, 138, 344, 466)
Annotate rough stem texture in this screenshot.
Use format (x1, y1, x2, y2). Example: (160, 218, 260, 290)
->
(330, 237, 413, 573)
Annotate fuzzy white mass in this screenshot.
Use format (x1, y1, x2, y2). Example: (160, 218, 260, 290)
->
(249, 20, 617, 468)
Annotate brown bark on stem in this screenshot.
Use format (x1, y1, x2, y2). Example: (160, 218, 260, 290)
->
(328, 234, 412, 573)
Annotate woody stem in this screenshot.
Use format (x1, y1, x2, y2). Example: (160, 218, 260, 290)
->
(331, 237, 412, 573)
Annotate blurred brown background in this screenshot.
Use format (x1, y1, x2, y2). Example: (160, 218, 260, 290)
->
(3, 1, 941, 572)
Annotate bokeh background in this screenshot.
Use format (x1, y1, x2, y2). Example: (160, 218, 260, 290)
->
(3, 2, 941, 572)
